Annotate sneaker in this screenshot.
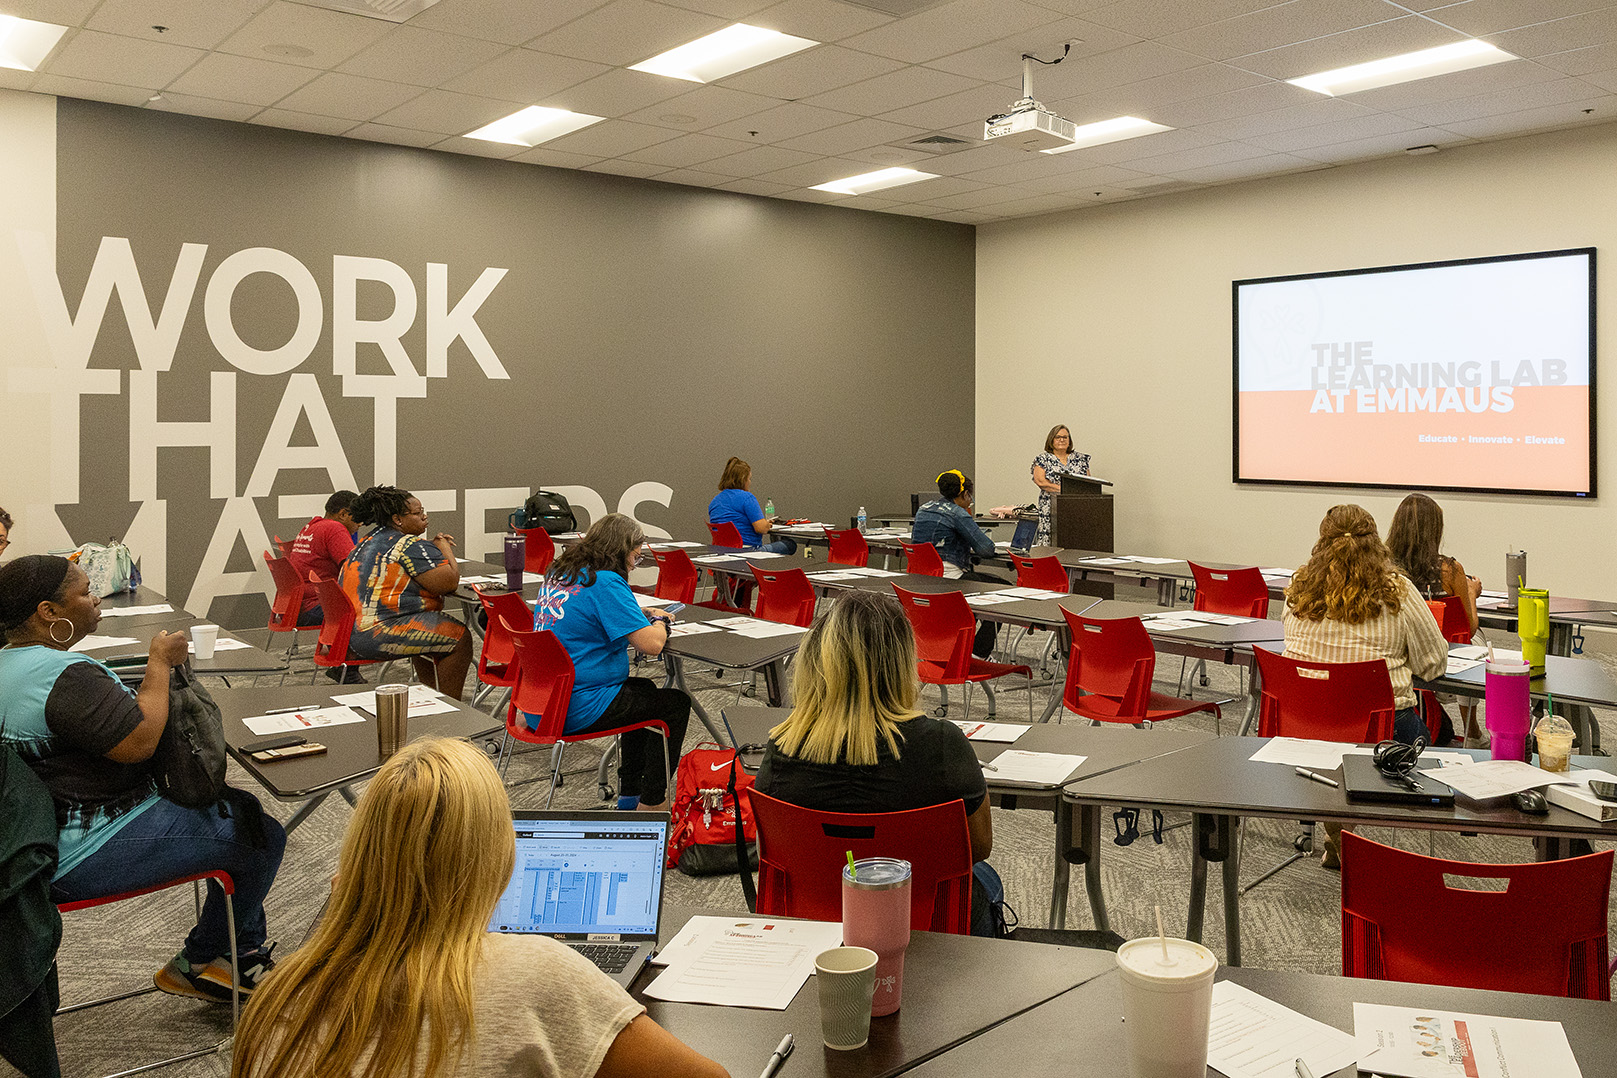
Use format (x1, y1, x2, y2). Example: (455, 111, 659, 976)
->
(155, 943, 276, 1003)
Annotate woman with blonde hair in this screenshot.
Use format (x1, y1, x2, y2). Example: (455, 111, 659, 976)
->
(753, 591, 999, 935)
(231, 738, 727, 1078)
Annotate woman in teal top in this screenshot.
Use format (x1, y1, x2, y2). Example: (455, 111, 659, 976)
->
(0, 556, 285, 1005)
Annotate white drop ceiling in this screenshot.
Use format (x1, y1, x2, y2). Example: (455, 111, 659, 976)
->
(6, 0, 1617, 223)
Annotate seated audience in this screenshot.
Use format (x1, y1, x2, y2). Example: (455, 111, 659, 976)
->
(230, 738, 728, 1078)
(912, 469, 1004, 656)
(0, 555, 285, 1004)
(707, 457, 796, 554)
(339, 486, 472, 698)
(754, 590, 1001, 936)
(534, 514, 691, 811)
(288, 489, 360, 628)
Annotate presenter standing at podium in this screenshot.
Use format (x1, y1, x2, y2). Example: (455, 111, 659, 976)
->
(1030, 425, 1091, 546)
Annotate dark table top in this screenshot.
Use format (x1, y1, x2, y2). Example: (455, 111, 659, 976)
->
(661, 603, 806, 671)
(81, 588, 288, 675)
(638, 906, 1115, 1078)
(1428, 651, 1617, 707)
(214, 684, 503, 801)
(903, 964, 1617, 1078)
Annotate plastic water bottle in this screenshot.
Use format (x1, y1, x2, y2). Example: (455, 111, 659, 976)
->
(857, 506, 867, 534)
(764, 498, 775, 518)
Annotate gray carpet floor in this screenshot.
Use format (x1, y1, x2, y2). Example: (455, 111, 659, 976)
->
(22, 579, 1617, 1078)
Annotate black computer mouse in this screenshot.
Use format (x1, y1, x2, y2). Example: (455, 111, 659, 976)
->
(1512, 788, 1549, 815)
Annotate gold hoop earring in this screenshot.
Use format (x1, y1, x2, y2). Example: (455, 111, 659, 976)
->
(48, 618, 73, 645)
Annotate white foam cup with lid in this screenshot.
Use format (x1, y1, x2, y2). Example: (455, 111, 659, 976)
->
(1115, 936, 1218, 1078)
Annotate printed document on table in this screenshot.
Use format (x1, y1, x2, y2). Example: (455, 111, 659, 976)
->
(1140, 618, 1200, 631)
(1178, 612, 1254, 625)
(952, 720, 1031, 743)
(458, 574, 498, 585)
(1206, 980, 1359, 1078)
(648, 916, 843, 967)
(726, 622, 807, 639)
(1451, 645, 1523, 664)
(1249, 737, 1358, 770)
(808, 571, 863, 581)
(331, 684, 457, 717)
(189, 637, 253, 653)
(985, 750, 1087, 786)
(668, 622, 722, 637)
(1445, 656, 1484, 675)
(243, 705, 366, 736)
(1353, 1003, 1581, 1078)
(1417, 758, 1577, 800)
(98, 604, 174, 618)
(707, 616, 769, 630)
(1125, 556, 1181, 565)
(997, 586, 1066, 600)
(965, 593, 1020, 606)
(633, 593, 672, 609)
(70, 635, 140, 652)
(648, 541, 702, 548)
(644, 921, 823, 1009)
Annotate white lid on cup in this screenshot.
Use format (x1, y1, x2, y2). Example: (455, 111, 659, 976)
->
(1116, 937, 1217, 985)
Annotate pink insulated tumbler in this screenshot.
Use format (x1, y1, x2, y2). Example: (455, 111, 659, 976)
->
(1485, 659, 1532, 761)
(842, 858, 911, 1017)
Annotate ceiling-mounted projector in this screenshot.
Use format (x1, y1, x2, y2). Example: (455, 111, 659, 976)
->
(984, 45, 1077, 151)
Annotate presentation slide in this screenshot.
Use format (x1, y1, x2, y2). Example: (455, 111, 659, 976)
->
(1234, 249, 1594, 496)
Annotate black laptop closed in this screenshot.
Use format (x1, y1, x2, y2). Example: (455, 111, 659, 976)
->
(1341, 753, 1455, 807)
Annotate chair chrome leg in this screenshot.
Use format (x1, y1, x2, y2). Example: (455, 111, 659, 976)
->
(545, 742, 565, 808)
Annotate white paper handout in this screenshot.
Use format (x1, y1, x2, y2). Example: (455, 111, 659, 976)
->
(633, 593, 670, 609)
(1418, 758, 1577, 802)
(1140, 618, 1200, 631)
(694, 554, 740, 564)
(648, 540, 702, 548)
(98, 604, 174, 618)
(1445, 656, 1484, 675)
(242, 704, 367, 736)
(1123, 556, 1181, 565)
(1249, 737, 1357, 770)
(189, 637, 253, 653)
(727, 622, 807, 639)
(648, 916, 843, 968)
(808, 571, 863, 582)
(331, 683, 457, 718)
(70, 635, 141, 652)
(1353, 1002, 1582, 1078)
(997, 586, 1065, 600)
(644, 920, 824, 1009)
(1179, 612, 1254, 625)
(952, 721, 1031, 743)
(964, 593, 1020, 606)
(983, 750, 1087, 787)
(667, 622, 722, 636)
(1206, 980, 1360, 1078)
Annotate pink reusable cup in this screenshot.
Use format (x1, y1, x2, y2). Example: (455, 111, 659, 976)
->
(1484, 659, 1531, 761)
(841, 858, 911, 1017)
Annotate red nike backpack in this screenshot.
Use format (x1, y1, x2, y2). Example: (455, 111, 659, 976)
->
(666, 743, 758, 877)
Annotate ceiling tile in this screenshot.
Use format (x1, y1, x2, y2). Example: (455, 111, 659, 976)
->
(1396, 74, 1599, 124)
(1345, 54, 1559, 110)
(582, 158, 673, 177)
(373, 89, 520, 135)
(930, 208, 996, 223)
(1422, 0, 1608, 36)
(839, 0, 1065, 64)
(0, 68, 36, 91)
(1032, 41, 1212, 100)
(1230, 15, 1469, 80)
(528, 0, 728, 66)
(1244, 110, 1421, 151)
(1067, 124, 1225, 163)
(658, 0, 774, 17)
(441, 48, 608, 103)
(652, 167, 731, 186)
(166, 52, 319, 106)
(749, 0, 895, 42)
(621, 83, 782, 128)
(1440, 97, 1617, 137)
(952, 153, 1093, 184)
(1171, 152, 1323, 182)
(696, 142, 821, 175)
(752, 156, 873, 185)
(548, 67, 694, 116)
(1191, 96, 1371, 140)
(86, 0, 265, 50)
(1081, 0, 1296, 38)
(1045, 62, 1268, 123)
(1583, 67, 1617, 92)
(989, 191, 1104, 216)
(921, 16, 1142, 83)
(1147, 79, 1317, 126)
(215, 2, 392, 70)
(718, 45, 905, 99)
(803, 64, 983, 114)
(146, 90, 261, 121)
(1284, 125, 1471, 161)
(274, 72, 422, 121)
(346, 122, 442, 147)
(434, 135, 529, 158)
(882, 81, 1021, 130)
(251, 108, 356, 135)
(775, 116, 930, 154)
(912, 140, 1031, 175)
(540, 117, 682, 156)
(888, 174, 989, 199)
(622, 131, 758, 165)
(1488, 8, 1617, 59)
(1121, 137, 1275, 171)
(921, 185, 1028, 209)
(712, 176, 794, 194)
(44, 30, 205, 89)
(405, 0, 613, 46)
(704, 100, 856, 141)
(5, 0, 98, 23)
(1160, 0, 1408, 62)
(337, 26, 508, 86)
(29, 73, 152, 105)
(1536, 42, 1617, 76)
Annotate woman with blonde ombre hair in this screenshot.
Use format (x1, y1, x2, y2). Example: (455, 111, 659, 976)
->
(231, 738, 726, 1078)
(754, 591, 1000, 935)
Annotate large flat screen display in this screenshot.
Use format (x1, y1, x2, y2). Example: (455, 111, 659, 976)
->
(1233, 248, 1595, 497)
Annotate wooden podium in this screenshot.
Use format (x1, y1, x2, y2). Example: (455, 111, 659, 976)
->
(1054, 474, 1114, 552)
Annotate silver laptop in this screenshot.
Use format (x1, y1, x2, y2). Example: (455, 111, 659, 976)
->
(490, 810, 669, 988)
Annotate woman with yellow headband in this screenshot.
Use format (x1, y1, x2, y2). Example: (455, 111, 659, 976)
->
(912, 470, 1005, 656)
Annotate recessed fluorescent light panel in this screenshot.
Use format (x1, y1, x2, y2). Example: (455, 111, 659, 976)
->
(811, 167, 937, 196)
(1288, 40, 1515, 96)
(1041, 116, 1173, 155)
(630, 23, 818, 83)
(0, 14, 69, 71)
(465, 106, 604, 147)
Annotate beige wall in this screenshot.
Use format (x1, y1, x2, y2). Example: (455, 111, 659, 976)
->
(976, 121, 1617, 599)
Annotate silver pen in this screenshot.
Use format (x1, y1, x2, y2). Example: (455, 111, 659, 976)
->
(980, 760, 999, 772)
(1295, 1058, 1316, 1078)
(758, 1033, 793, 1078)
(1295, 766, 1340, 789)
(265, 704, 321, 714)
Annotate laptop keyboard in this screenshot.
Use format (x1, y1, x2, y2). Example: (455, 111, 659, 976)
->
(569, 942, 641, 973)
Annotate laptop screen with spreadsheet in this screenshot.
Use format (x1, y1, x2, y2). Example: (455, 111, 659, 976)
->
(490, 812, 668, 939)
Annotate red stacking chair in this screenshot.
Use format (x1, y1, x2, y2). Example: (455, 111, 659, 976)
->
(750, 791, 974, 934)
(1059, 609, 1220, 727)
(1419, 595, 1476, 745)
(650, 548, 700, 604)
(899, 540, 946, 577)
(894, 585, 1032, 720)
(273, 534, 294, 557)
(264, 551, 307, 662)
(309, 574, 394, 684)
(824, 528, 870, 568)
(519, 527, 556, 575)
(57, 870, 241, 1075)
(1341, 832, 1613, 999)
(751, 565, 817, 627)
(708, 521, 747, 548)
(501, 623, 670, 805)
(472, 585, 533, 716)
(1009, 553, 1070, 669)
(1181, 562, 1271, 697)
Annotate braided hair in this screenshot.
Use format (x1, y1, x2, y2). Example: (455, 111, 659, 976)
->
(1285, 504, 1405, 624)
(350, 486, 415, 529)
(0, 555, 73, 638)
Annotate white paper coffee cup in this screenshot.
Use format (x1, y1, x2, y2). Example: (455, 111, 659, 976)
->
(816, 946, 878, 1051)
(1116, 937, 1217, 1078)
(191, 623, 220, 660)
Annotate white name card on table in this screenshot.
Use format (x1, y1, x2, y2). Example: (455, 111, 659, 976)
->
(952, 720, 1031, 743)
(644, 919, 825, 1009)
(98, 604, 174, 618)
(1206, 981, 1359, 1078)
(1353, 1003, 1582, 1078)
(189, 637, 253, 653)
(982, 750, 1087, 787)
(331, 684, 458, 718)
(243, 705, 367, 736)
(70, 635, 141, 652)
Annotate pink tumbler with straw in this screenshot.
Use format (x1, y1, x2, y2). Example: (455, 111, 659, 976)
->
(842, 858, 911, 1017)
(1485, 659, 1531, 761)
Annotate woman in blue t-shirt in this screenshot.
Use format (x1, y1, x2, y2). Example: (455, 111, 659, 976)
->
(532, 515, 691, 810)
(0, 555, 286, 1005)
(707, 457, 797, 555)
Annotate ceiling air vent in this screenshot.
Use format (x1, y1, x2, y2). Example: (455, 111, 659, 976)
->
(835, 0, 953, 17)
(898, 133, 974, 155)
(288, 0, 443, 23)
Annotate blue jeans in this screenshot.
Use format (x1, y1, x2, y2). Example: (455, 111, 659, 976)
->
(1393, 706, 1426, 746)
(51, 792, 286, 963)
(760, 537, 797, 555)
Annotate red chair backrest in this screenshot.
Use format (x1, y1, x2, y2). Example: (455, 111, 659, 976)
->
(519, 528, 556, 575)
(1253, 648, 1396, 742)
(1058, 609, 1156, 722)
(1010, 553, 1069, 593)
(1189, 562, 1270, 618)
(892, 586, 973, 683)
(474, 586, 534, 687)
(899, 541, 946, 577)
(750, 790, 974, 934)
(1341, 832, 1613, 999)
(824, 528, 870, 568)
(274, 535, 294, 558)
(750, 566, 816, 627)
(651, 549, 699, 604)
(1425, 595, 1471, 643)
(505, 623, 577, 741)
(311, 574, 358, 666)
(264, 552, 304, 631)
(709, 522, 747, 548)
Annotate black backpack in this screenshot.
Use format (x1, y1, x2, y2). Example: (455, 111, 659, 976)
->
(515, 490, 577, 535)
